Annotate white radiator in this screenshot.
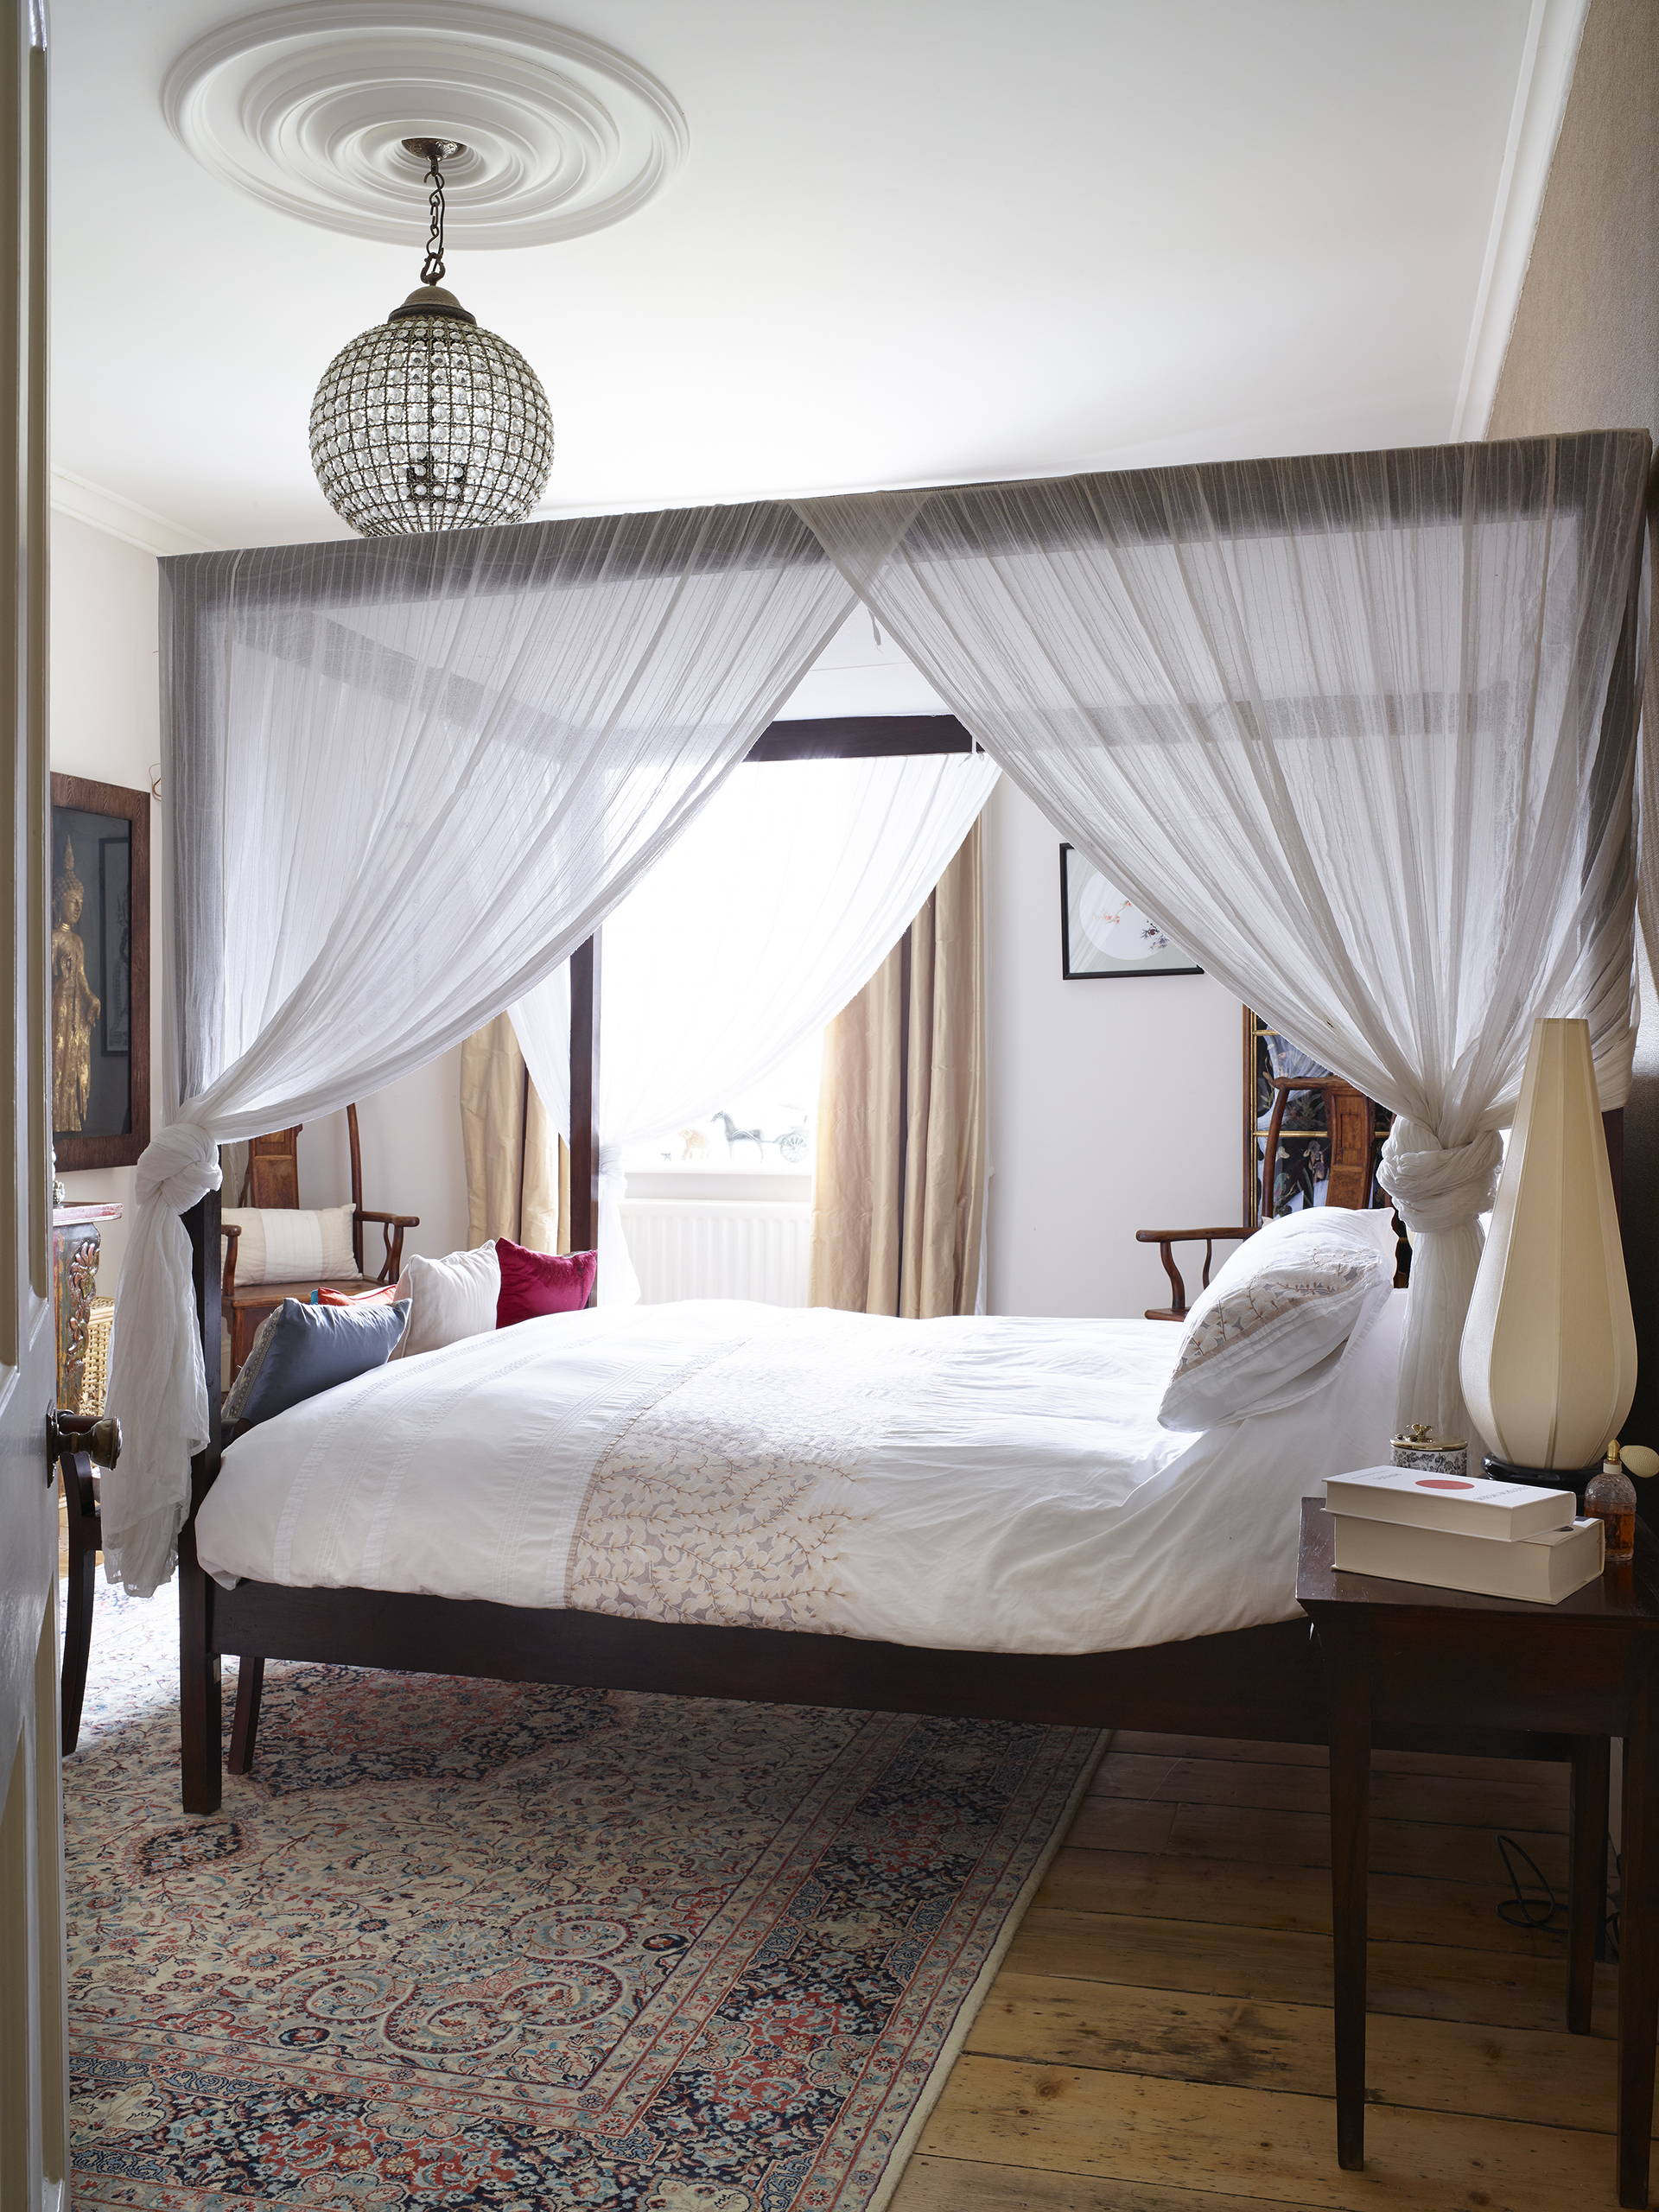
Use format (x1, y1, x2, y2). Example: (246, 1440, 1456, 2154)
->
(620, 1198, 812, 1306)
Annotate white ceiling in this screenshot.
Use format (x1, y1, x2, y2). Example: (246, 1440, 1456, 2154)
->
(48, 0, 1580, 555)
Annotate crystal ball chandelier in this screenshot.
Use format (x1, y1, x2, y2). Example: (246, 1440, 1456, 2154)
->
(310, 139, 555, 536)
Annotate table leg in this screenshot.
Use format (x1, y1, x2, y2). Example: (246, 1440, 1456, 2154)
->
(1568, 1735, 1610, 2034)
(1321, 1621, 1372, 2171)
(1618, 1662, 1659, 2209)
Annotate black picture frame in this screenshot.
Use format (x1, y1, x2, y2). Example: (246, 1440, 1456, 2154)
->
(50, 772, 149, 1169)
(1058, 842, 1202, 979)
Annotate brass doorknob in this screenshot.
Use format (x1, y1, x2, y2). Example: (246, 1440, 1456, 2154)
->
(48, 1409, 120, 1467)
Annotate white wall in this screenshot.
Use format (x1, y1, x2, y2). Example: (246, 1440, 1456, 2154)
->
(984, 778, 1243, 1319)
(49, 511, 162, 1292)
(293, 1054, 470, 1272)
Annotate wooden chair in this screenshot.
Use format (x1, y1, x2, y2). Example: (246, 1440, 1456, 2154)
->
(221, 1103, 419, 1376)
(1136, 1077, 1380, 1321)
(51, 1408, 120, 1755)
(1260, 1076, 1375, 1216)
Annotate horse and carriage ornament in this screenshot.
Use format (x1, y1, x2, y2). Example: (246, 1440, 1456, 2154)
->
(677, 1110, 809, 1165)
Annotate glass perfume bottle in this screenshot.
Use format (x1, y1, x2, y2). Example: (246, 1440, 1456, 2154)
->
(1586, 1439, 1637, 1567)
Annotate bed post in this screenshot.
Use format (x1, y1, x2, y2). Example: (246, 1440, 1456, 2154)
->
(569, 931, 601, 1268)
(179, 1183, 223, 1815)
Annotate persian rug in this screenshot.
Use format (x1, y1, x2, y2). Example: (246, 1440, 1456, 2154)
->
(66, 1581, 1103, 2210)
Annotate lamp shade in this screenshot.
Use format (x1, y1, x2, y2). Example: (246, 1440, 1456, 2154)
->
(1459, 1016, 1635, 1469)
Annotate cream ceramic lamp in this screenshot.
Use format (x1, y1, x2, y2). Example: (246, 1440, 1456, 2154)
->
(1459, 1017, 1636, 1482)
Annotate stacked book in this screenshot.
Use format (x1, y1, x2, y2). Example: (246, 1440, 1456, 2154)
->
(1325, 1466, 1605, 1603)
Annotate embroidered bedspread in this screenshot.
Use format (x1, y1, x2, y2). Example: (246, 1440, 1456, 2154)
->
(196, 1295, 1403, 1656)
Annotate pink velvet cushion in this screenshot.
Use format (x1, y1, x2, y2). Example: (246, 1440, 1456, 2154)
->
(495, 1240, 598, 1327)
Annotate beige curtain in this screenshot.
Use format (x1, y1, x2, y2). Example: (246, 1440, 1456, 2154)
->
(810, 817, 984, 1317)
(460, 1013, 569, 1252)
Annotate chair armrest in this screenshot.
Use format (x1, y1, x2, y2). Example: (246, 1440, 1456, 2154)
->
(1134, 1225, 1255, 1320)
(220, 1220, 242, 1300)
(358, 1210, 419, 1287)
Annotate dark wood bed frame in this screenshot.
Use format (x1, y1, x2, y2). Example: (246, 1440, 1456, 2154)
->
(173, 712, 1614, 1975)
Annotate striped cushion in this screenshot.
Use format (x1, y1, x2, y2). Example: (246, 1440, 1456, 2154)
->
(222, 1205, 359, 1286)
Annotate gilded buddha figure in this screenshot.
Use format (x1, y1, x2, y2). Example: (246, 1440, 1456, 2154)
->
(52, 837, 99, 1132)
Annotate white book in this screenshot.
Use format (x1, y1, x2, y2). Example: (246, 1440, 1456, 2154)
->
(1325, 1464, 1575, 1542)
(1332, 1512, 1605, 1604)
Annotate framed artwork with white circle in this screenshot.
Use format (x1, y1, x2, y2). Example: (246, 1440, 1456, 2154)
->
(1058, 844, 1202, 979)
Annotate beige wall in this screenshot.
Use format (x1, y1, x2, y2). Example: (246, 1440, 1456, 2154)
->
(1487, 0, 1657, 448)
(1486, 0, 1659, 1442)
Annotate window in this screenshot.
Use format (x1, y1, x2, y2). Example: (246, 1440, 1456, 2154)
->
(621, 1029, 823, 1190)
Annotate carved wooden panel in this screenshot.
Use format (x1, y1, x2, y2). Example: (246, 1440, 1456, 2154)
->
(52, 1221, 99, 1410)
(244, 1127, 303, 1209)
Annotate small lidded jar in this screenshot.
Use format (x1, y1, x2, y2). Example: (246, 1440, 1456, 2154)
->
(1586, 1439, 1637, 1567)
(1390, 1422, 1468, 1482)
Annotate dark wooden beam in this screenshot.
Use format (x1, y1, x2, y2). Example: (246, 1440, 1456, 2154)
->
(746, 714, 974, 762)
(569, 932, 601, 1257)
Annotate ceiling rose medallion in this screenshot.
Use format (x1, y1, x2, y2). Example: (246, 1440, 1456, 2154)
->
(161, 3, 688, 247)
(309, 139, 554, 534)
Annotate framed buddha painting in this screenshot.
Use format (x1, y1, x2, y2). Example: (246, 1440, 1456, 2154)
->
(50, 772, 149, 1169)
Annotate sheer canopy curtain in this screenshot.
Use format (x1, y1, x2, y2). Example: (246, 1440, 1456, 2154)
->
(798, 433, 1652, 1442)
(508, 749, 1000, 1300)
(105, 505, 855, 1597)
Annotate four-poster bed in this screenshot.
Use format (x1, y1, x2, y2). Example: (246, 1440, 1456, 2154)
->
(103, 442, 1646, 2196)
(129, 429, 1650, 2198)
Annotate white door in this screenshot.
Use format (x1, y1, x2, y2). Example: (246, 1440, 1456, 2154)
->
(0, 0, 68, 2202)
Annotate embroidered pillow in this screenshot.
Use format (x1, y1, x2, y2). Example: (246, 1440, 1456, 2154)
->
(1156, 1205, 1396, 1433)
(221, 1204, 359, 1286)
(393, 1242, 499, 1358)
(224, 1295, 410, 1429)
(496, 1241, 597, 1327)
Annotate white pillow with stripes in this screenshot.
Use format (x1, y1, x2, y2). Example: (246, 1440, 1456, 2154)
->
(221, 1205, 359, 1285)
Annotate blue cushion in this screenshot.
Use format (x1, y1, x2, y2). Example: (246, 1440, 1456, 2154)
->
(225, 1295, 410, 1429)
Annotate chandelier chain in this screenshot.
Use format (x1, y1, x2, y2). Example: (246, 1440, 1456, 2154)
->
(420, 148, 447, 286)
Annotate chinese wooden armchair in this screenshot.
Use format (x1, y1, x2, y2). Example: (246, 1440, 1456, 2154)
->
(220, 1103, 419, 1376)
(1135, 1077, 1378, 1321)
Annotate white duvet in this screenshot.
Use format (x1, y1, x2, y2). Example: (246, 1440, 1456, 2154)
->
(197, 1292, 1405, 1656)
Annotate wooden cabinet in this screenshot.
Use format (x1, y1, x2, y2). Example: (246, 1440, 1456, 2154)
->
(52, 1202, 119, 1409)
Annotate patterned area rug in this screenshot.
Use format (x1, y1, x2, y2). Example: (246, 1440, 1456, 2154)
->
(66, 1583, 1102, 2209)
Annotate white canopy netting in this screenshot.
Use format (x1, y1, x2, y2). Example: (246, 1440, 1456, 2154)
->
(506, 747, 999, 1304)
(105, 430, 1650, 1597)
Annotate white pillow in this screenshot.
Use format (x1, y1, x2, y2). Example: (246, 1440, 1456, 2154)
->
(221, 1205, 359, 1286)
(1156, 1205, 1396, 1433)
(393, 1242, 499, 1358)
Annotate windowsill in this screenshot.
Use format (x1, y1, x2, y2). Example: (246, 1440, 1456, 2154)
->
(621, 1169, 812, 1205)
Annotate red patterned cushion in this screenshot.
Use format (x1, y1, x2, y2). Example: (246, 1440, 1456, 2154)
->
(495, 1240, 598, 1327)
(317, 1282, 400, 1307)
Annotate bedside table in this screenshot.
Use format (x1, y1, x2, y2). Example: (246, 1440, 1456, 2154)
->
(1297, 1496, 1659, 2209)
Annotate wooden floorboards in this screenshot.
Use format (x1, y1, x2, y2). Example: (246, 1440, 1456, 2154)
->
(893, 1728, 1629, 2211)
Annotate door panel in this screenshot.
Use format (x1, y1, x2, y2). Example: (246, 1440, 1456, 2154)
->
(0, 0, 67, 2200)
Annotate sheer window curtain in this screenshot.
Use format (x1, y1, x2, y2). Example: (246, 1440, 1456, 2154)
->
(105, 505, 856, 1597)
(507, 751, 999, 1301)
(798, 433, 1652, 1442)
(810, 817, 987, 1317)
